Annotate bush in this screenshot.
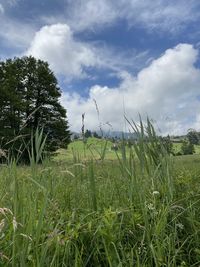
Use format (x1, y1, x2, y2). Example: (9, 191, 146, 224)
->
(181, 140, 194, 155)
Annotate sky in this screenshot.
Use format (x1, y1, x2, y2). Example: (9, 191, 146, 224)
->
(1, 0, 200, 135)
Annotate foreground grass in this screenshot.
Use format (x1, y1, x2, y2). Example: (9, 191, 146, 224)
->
(1, 126, 200, 266)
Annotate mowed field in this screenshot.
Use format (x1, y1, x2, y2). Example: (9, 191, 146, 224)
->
(1, 136, 200, 266)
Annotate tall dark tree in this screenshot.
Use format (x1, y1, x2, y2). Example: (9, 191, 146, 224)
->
(0, 56, 71, 161)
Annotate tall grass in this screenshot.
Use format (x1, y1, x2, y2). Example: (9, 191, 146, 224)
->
(0, 119, 200, 266)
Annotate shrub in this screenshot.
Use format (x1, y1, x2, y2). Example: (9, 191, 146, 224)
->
(181, 140, 194, 155)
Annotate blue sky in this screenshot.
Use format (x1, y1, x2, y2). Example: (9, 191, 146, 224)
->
(1, 0, 200, 134)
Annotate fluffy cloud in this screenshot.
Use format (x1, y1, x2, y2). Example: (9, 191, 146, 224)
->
(26, 24, 98, 78)
(66, 0, 200, 33)
(1, 0, 199, 59)
(61, 44, 200, 135)
(26, 23, 149, 78)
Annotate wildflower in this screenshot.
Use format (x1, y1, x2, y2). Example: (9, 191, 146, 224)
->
(176, 223, 184, 230)
(138, 243, 147, 255)
(147, 203, 155, 210)
(152, 191, 160, 195)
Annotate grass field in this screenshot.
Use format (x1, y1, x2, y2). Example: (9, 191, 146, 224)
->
(55, 137, 116, 161)
(55, 137, 200, 162)
(1, 125, 200, 266)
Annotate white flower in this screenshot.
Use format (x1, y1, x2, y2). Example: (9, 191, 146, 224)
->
(176, 223, 184, 230)
(147, 203, 155, 210)
(153, 191, 160, 195)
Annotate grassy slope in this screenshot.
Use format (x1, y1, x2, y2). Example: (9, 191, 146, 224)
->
(55, 138, 200, 162)
(56, 137, 119, 161)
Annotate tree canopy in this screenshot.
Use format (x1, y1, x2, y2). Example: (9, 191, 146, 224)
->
(187, 129, 199, 145)
(0, 56, 71, 162)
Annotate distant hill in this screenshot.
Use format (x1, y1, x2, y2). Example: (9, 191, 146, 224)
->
(100, 131, 138, 139)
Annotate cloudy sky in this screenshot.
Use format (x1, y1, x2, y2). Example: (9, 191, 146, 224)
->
(1, 0, 200, 135)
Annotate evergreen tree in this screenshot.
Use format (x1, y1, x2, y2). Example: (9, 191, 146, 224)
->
(0, 56, 71, 162)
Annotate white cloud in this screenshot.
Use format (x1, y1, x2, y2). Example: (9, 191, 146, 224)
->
(1, 0, 199, 60)
(119, 0, 199, 33)
(26, 24, 98, 78)
(0, 21, 35, 51)
(61, 44, 200, 135)
(26, 23, 149, 78)
(66, 0, 200, 33)
(0, 12, 36, 53)
(0, 0, 20, 16)
(66, 0, 118, 32)
(0, 1, 36, 55)
(0, 3, 4, 14)
(94, 45, 149, 73)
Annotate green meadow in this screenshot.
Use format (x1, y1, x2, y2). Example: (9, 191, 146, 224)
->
(1, 123, 200, 266)
(56, 137, 200, 161)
